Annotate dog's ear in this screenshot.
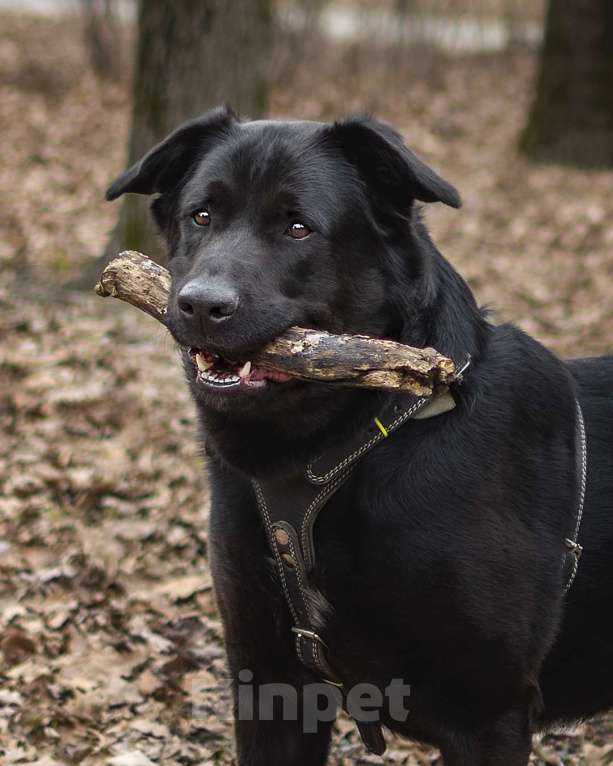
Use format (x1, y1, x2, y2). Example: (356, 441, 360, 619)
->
(105, 105, 237, 201)
(329, 115, 461, 210)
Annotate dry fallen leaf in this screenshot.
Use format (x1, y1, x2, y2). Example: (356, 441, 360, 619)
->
(584, 743, 613, 765)
(153, 573, 212, 602)
(107, 753, 157, 766)
(0, 628, 37, 666)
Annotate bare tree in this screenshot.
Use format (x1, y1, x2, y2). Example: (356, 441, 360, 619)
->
(106, 0, 272, 265)
(81, 0, 123, 81)
(521, 0, 613, 166)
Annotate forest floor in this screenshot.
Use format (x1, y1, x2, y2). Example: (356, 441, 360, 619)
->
(1, 10, 612, 766)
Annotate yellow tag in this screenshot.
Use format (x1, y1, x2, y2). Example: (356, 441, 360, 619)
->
(374, 417, 389, 437)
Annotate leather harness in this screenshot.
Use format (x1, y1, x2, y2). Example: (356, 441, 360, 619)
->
(252, 367, 587, 755)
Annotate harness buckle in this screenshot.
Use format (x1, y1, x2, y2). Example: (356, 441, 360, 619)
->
(564, 538, 583, 559)
(291, 628, 344, 687)
(291, 626, 327, 647)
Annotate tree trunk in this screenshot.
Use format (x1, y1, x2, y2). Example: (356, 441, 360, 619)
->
(521, 0, 613, 167)
(104, 0, 271, 267)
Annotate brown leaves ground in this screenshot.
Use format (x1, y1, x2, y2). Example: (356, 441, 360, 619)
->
(0, 9, 612, 765)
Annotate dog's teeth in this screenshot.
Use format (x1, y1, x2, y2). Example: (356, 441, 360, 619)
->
(239, 361, 252, 378)
(196, 352, 212, 371)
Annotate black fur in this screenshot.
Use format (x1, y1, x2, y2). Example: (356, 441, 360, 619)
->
(107, 106, 613, 765)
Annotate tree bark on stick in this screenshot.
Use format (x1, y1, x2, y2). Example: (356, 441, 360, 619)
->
(95, 252, 457, 397)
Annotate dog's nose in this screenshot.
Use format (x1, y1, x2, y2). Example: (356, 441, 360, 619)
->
(177, 280, 239, 324)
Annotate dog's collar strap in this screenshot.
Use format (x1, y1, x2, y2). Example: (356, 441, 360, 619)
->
(306, 355, 470, 485)
(252, 385, 457, 757)
(306, 397, 427, 485)
(306, 391, 448, 485)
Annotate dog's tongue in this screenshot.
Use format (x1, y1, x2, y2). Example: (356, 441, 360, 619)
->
(246, 366, 293, 383)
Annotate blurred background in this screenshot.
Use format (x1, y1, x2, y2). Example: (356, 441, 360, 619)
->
(0, 2, 612, 764)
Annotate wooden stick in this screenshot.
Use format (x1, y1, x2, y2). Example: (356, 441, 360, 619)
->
(95, 251, 457, 397)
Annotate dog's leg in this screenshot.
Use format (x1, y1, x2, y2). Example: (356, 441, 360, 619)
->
(209, 479, 334, 766)
(221, 631, 335, 766)
(440, 705, 532, 766)
(232, 671, 334, 766)
(215, 613, 335, 765)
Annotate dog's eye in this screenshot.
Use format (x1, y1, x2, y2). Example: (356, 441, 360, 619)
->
(193, 210, 211, 226)
(287, 222, 311, 240)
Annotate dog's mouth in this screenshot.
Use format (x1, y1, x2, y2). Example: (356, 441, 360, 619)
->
(187, 347, 294, 391)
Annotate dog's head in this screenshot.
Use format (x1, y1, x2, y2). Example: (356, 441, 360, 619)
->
(107, 105, 460, 422)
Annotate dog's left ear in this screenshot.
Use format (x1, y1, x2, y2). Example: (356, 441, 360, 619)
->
(329, 116, 461, 210)
(105, 105, 237, 201)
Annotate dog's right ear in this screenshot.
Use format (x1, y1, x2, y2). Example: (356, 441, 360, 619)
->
(328, 115, 461, 211)
(105, 105, 237, 201)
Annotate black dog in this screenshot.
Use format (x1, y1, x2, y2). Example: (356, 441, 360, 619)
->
(107, 106, 613, 765)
